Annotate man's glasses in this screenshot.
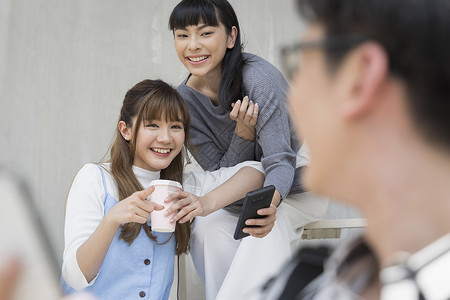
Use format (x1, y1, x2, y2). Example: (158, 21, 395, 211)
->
(280, 34, 368, 80)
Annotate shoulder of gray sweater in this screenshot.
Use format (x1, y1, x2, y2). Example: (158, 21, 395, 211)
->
(242, 54, 288, 98)
(242, 53, 289, 117)
(242, 53, 287, 85)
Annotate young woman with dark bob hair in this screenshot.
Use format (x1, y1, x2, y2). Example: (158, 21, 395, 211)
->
(164, 0, 329, 298)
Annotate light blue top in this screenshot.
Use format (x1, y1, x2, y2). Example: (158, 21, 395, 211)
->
(62, 165, 175, 300)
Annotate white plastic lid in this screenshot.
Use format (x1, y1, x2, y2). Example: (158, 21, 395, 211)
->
(149, 179, 182, 189)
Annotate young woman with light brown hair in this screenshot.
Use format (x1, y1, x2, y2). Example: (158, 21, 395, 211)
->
(61, 79, 264, 299)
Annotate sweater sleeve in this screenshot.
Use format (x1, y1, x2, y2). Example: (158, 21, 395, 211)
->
(190, 126, 256, 171)
(177, 84, 256, 171)
(257, 107, 297, 199)
(61, 164, 105, 290)
(244, 55, 298, 199)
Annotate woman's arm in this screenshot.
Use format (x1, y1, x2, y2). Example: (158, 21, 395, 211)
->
(165, 162, 276, 238)
(196, 165, 277, 238)
(182, 90, 258, 171)
(62, 164, 106, 290)
(192, 165, 265, 215)
(166, 162, 264, 220)
(247, 62, 298, 201)
(191, 133, 256, 171)
(62, 165, 161, 289)
(76, 187, 159, 283)
(257, 108, 297, 200)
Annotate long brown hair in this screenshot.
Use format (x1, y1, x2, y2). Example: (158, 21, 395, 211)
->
(109, 79, 191, 255)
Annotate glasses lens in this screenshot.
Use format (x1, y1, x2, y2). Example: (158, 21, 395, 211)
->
(280, 35, 368, 81)
(281, 46, 302, 80)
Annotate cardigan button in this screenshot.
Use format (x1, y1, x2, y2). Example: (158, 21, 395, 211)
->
(144, 259, 151, 265)
(139, 291, 146, 298)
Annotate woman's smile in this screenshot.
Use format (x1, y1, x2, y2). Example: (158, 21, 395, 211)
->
(150, 147, 173, 156)
(186, 55, 210, 64)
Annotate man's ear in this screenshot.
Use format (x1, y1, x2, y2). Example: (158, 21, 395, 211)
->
(227, 26, 238, 49)
(340, 42, 389, 119)
(118, 121, 132, 141)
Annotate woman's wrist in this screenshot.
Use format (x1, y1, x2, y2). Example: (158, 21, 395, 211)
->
(234, 124, 255, 141)
(199, 194, 215, 216)
(271, 190, 281, 207)
(103, 212, 121, 231)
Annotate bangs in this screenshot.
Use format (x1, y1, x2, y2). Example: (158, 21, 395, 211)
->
(140, 88, 190, 127)
(169, 0, 219, 30)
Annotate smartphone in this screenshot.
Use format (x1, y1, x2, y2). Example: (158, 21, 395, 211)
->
(0, 168, 62, 300)
(233, 185, 275, 240)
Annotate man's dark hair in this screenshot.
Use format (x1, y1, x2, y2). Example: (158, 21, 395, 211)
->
(298, 0, 450, 150)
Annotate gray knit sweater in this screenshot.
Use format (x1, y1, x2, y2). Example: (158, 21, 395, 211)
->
(177, 53, 303, 199)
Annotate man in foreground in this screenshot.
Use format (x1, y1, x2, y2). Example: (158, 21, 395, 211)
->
(265, 0, 450, 299)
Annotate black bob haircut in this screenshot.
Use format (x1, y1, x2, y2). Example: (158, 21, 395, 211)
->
(169, 0, 245, 112)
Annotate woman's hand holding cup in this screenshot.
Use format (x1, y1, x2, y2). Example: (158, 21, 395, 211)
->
(164, 191, 213, 224)
(148, 180, 183, 232)
(106, 186, 163, 227)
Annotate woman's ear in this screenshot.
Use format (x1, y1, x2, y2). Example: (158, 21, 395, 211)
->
(118, 121, 132, 141)
(227, 26, 238, 49)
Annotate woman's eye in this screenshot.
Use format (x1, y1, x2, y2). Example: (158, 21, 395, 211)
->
(145, 123, 158, 128)
(201, 32, 213, 37)
(171, 124, 183, 129)
(176, 33, 188, 38)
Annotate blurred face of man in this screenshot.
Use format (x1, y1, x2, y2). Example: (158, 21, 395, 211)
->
(288, 24, 350, 196)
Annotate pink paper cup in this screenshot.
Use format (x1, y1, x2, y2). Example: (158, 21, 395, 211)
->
(149, 180, 182, 232)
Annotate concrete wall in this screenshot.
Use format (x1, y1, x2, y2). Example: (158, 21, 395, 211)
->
(0, 0, 360, 272)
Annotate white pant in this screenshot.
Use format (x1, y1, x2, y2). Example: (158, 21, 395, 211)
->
(189, 192, 329, 300)
(186, 144, 329, 299)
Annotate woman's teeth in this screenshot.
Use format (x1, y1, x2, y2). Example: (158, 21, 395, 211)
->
(152, 148, 171, 154)
(189, 56, 208, 62)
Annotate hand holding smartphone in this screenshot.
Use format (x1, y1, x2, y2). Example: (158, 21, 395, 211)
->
(233, 185, 275, 240)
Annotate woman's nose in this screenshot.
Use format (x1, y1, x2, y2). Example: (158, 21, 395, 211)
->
(188, 36, 201, 51)
(157, 128, 171, 143)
